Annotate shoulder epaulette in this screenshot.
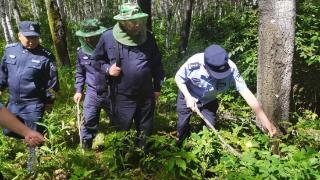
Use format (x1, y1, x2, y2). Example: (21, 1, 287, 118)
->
(41, 48, 52, 56)
(5, 43, 18, 49)
(188, 62, 200, 71)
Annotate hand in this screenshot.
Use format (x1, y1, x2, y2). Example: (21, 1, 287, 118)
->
(0, 91, 2, 95)
(73, 92, 82, 103)
(268, 127, 278, 137)
(24, 130, 44, 147)
(108, 64, 121, 77)
(185, 96, 197, 112)
(154, 92, 160, 99)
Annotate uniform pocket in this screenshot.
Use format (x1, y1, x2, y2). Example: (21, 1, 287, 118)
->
(5, 58, 17, 65)
(80, 60, 91, 66)
(27, 61, 42, 69)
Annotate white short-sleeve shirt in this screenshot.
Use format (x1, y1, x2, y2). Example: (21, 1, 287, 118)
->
(175, 53, 248, 105)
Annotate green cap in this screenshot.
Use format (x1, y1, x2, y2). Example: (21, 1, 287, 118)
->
(113, 2, 149, 21)
(76, 19, 107, 37)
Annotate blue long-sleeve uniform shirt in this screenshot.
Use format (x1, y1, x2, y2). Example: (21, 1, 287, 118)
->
(75, 47, 107, 93)
(0, 43, 59, 103)
(92, 29, 165, 96)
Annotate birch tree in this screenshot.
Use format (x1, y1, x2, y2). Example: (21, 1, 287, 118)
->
(0, 0, 15, 43)
(10, 0, 21, 25)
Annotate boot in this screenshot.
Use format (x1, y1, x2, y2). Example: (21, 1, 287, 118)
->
(81, 139, 93, 150)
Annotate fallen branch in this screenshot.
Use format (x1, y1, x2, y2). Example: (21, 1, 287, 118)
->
(194, 106, 242, 158)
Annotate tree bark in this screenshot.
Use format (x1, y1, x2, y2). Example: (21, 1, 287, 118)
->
(138, 0, 152, 31)
(10, 0, 21, 25)
(257, 0, 296, 128)
(0, 0, 15, 44)
(84, 0, 93, 19)
(31, 0, 40, 20)
(179, 0, 194, 54)
(5, 12, 15, 42)
(45, 0, 71, 67)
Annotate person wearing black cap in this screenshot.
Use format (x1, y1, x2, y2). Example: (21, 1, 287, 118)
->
(0, 21, 59, 137)
(175, 44, 277, 146)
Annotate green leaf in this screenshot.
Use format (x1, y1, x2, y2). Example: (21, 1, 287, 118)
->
(176, 158, 187, 171)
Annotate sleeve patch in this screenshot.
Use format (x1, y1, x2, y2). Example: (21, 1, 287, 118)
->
(188, 62, 200, 71)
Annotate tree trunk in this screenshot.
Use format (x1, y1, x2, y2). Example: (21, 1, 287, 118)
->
(10, 0, 21, 25)
(138, 0, 152, 31)
(56, 0, 66, 18)
(179, 0, 194, 54)
(5, 12, 15, 42)
(84, 0, 93, 19)
(257, 0, 296, 128)
(31, 0, 39, 20)
(0, 0, 15, 43)
(45, 0, 71, 67)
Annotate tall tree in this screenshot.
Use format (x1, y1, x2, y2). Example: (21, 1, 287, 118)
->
(10, 0, 21, 25)
(30, 0, 40, 20)
(0, 0, 15, 44)
(257, 0, 296, 128)
(179, 0, 194, 54)
(138, 0, 152, 31)
(45, 0, 71, 66)
(84, 0, 93, 19)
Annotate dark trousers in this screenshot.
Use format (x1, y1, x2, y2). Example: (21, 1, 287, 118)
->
(176, 91, 219, 145)
(3, 102, 44, 138)
(111, 93, 155, 148)
(80, 90, 111, 141)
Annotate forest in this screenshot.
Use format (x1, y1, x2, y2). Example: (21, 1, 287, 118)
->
(0, 0, 319, 179)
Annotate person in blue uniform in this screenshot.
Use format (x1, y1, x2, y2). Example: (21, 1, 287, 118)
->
(73, 19, 111, 149)
(0, 102, 44, 147)
(92, 2, 165, 149)
(0, 21, 59, 137)
(175, 44, 277, 145)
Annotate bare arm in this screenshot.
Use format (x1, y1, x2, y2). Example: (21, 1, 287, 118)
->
(175, 74, 197, 111)
(0, 107, 44, 146)
(239, 89, 277, 136)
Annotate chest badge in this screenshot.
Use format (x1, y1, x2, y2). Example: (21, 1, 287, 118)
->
(83, 56, 89, 60)
(9, 54, 16, 59)
(188, 62, 200, 71)
(191, 78, 201, 83)
(31, 59, 40, 63)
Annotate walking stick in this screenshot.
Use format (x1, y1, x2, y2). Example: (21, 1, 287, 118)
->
(76, 102, 82, 148)
(194, 106, 242, 158)
(27, 146, 36, 173)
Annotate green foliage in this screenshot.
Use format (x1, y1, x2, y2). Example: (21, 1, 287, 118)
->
(158, 78, 178, 111)
(1, 0, 320, 179)
(296, 0, 320, 65)
(292, 0, 320, 115)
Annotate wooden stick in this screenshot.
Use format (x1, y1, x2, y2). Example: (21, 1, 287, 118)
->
(76, 102, 82, 148)
(194, 106, 242, 158)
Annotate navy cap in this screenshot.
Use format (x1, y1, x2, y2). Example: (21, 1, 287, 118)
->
(204, 44, 231, 79)
(19, 21, 40, 37)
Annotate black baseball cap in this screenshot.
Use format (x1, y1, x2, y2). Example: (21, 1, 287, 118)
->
(19, 21, 40, 37)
